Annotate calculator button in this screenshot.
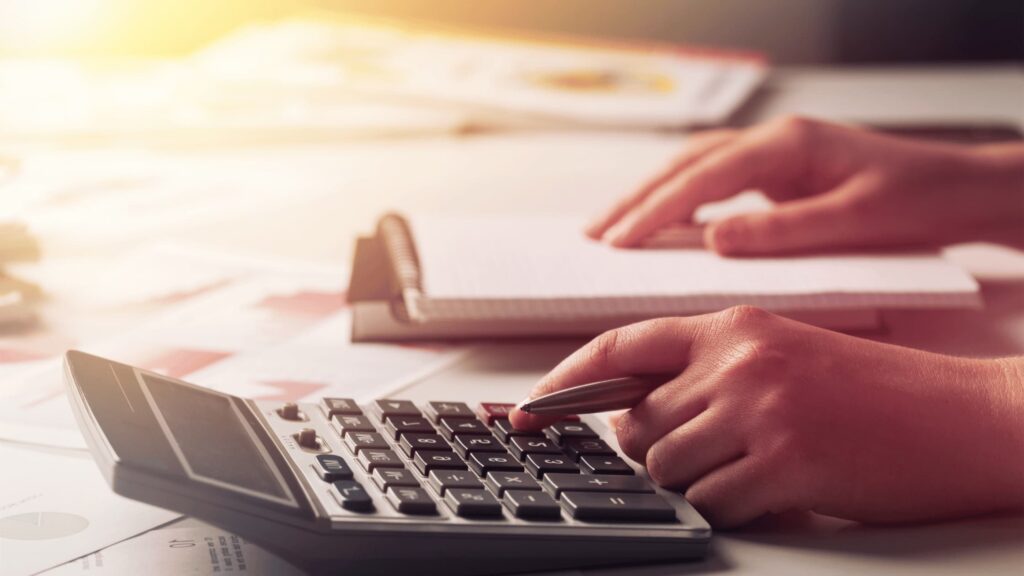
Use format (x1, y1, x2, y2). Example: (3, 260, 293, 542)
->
(452, 434, 504, 457)
(484, 471, 542, 496)
(386, 487, 437, 515)
(444, 489, 503, 518)
(503, 490, 562, 520)
(426, 401, 475, 422)
(468, 452, 524, 475)
(541, 473, 654, 497)
(375, 399, 421, 419)
(372, 467, 420, 491)
(508, 437, 562, 460)
(560, 492, 677, 522)
(580, 455, 635, 475)
(314, 454, 353, 482)
(439, 418, 489, 440)
(563, 438, 616, 461)
(295, 428, 321, 450)
(322, 398, 361, 417)
(493, 419, 544, 442)
(547, 422, 599, 445)
(399, 433, 451, 457)
(357, 449, 404, 472)
(344, 432, 390, 453)
(333, 414, 377, 436)
(382, 416, 436, 440)
(524, 454, 579, 478)
(476, 402, 515, 425)
(333, 480, 374, 512)
(413, 450, 467, 475)
(427, 470, 483, 494)
(277, 402, 303, 421)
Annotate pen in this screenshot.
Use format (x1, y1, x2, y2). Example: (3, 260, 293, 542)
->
(516, 374, 675, 415)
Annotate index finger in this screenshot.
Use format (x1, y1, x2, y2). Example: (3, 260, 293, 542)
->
(509, 316, 710, 430)
(604, 124, 802, 248)
(584, 130, 738, 240)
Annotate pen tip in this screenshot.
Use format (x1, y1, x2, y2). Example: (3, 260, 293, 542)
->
(515, 399, 531, 413)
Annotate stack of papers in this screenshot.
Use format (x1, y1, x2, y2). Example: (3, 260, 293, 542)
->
(197, 14, 767, 130)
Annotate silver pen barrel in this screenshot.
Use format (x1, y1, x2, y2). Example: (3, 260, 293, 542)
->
(517, 374, 672, 415)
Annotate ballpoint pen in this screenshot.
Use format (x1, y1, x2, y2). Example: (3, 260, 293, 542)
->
(515, 374, 675, 415)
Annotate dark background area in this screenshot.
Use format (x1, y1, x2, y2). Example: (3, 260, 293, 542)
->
(316, 0, 1024, 64)
(2, 0, 1021, 63)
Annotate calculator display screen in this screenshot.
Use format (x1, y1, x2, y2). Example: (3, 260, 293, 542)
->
(142, 373, 297, 507)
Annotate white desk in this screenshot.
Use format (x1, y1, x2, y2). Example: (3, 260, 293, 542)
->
(12, 65, 1024, 575)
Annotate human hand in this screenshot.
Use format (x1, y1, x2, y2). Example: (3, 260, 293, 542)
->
(586, 117, 1024, 255)
(510, 307, 1024, 527)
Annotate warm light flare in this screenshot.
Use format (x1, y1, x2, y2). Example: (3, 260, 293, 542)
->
(0, 0, 107, 53)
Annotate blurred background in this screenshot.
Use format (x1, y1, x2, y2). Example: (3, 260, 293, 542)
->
(1, 0, 1021, 358)
(2, 0, 1022, 63)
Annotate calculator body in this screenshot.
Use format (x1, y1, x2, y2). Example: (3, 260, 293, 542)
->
(64, 350, 710, 575)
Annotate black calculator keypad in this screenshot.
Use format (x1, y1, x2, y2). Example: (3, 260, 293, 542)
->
(452, 434, 504, 457)
(345, 432, 390, 453)
(333, 414, 377, 436)
(524, 454, 579, 478)
(444, 489, 502, 518)
(493, 418, 544, 442)
(560, 492, 677, 522)
(357, 449, 404, 472)
(398, 433, 451, 457)
(383, 416, 436, 439)
(468, 452, 524, 475)
(372, 467, 420, 491)
(386, 487, 437, 515)
(484, 471, 542, 496)
(580, 455, 635, 475)
(503, 489, 561, 519)
(439, 417, 490, 440)
(333, 480, 374, 512)
(427, 470, 484, 494)
(547, 422, 599, 445)
(322, 398, 678, 524)
(426, 401, 476, 422)
(542, 473, 654, 497)
(315, 454, 354, 482)
(375, 399, 421, 419)
(322, 397, 361, 418)
(413, 450, 467, 475)
(508, 436, 562, 459)
(563, 438, 616, 461)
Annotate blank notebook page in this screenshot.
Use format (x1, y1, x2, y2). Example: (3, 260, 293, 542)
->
(408, 215, 980, 316)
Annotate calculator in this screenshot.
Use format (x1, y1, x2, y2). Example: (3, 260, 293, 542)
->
(63, 350, 710, 575)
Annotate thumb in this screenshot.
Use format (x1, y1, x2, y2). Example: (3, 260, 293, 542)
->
(706, 185, 871, 256)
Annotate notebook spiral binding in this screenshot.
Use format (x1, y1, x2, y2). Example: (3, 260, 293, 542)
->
(377, 213, 425, 322)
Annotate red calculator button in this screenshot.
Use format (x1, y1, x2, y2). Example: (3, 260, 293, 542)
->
(477, 402, 580, 424)
(477, 402, 514, 425)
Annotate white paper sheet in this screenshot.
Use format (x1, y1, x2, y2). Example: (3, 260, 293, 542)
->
(0, 444, 180, 576)
(414, 215, 979, 300)
(43, 523, 303, 576)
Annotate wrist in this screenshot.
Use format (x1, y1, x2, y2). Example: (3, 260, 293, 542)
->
(970, 357, 1024, 508)
(968, 146, 1024, 208)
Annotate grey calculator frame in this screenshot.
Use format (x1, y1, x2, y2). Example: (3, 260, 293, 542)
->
(64, 350, 710, 575)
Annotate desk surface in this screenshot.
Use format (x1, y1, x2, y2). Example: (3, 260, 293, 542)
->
(11, 65, 1024, 575)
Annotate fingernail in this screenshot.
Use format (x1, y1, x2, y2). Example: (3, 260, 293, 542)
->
(711, 220, 745, 254)
(604, 223, 632, 247)
(583, 220, 605, 239)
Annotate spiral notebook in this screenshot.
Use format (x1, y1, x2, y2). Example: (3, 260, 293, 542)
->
(346, 213, 981, 342)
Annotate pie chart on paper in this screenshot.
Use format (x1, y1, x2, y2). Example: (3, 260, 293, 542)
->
(0, 512, 89, 540)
